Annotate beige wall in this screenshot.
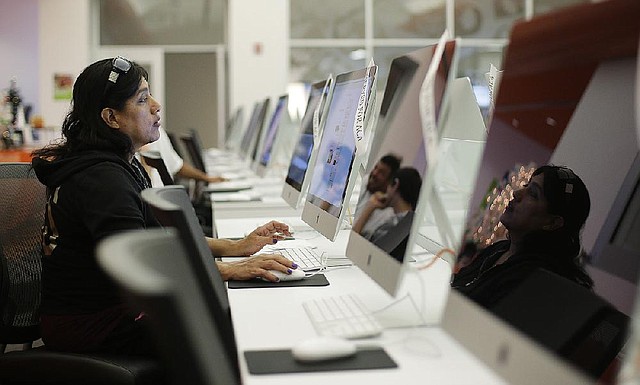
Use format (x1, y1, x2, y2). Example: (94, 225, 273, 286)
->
(165, 52, 219, 148)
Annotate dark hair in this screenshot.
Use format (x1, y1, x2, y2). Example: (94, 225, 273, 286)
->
(393, 167, 422, 210)
(521, 165, 593, 288)
(379, 154, 402, 180)
(32, 57, 149, 160)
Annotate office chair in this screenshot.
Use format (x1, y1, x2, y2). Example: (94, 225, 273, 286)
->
(97, 229, 240, 385)
(140, 150, 175, 186)
(179, 132, 215, 236)
(165, 130, 184, 159)
(180, 130, 207, 174)
(0, 162, 163, 385)
(491, 268, 629, 379)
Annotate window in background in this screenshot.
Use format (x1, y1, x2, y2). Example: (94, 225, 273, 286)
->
(290, 47, 366, 84)
(454, 0, 525, 39)
(99, 0, 225, 45)
(290, 0, 364, 39)
(372, 0, 446, 39)
(534, 0, 591, 15)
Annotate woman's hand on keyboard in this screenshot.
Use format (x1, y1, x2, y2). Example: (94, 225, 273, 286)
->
(217, 253, 298, 282)
(236, 220, 293, 255)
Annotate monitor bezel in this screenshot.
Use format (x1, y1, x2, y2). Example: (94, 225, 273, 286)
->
(255, 94, 289, 177)
(301, 66, 378, 241)
(282, 77, 335, 209)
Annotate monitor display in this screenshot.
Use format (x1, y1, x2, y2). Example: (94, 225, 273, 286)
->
(224, 106, 244, 151)
(282, 78, 333, 208)
(345, 41, 460, 296)
(257, 94, 288, 175)
(239, 98, 269, 162)
(302, 66, 377, 241)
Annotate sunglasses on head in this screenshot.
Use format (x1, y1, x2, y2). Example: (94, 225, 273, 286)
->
(103, 56, 132, 98)
(556, 166, 577, 197)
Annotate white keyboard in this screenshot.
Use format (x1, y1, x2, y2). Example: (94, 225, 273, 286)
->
(302, 294, 383, 339)
(278, 247, 323, 271)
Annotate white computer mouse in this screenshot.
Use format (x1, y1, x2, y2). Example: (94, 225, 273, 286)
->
(262, 268, 306, 282)
(291, 336, 357, 362)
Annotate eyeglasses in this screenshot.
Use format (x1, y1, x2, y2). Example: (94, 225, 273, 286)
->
(103, 56, 132, 98)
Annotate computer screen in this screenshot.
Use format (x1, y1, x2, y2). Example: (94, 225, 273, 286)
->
(224, 106, 244, 151)
(301, 65, 377, 241)
(256, 94, 288, 176)
(239, 98, 269, 162)
(345, 41, 460, 296)
(282, 78, 333, 209)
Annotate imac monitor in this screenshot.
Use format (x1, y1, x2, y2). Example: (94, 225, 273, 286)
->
(255, 94, 289, 177)
(224, 106, 244, 152)
(444, 1, 640, 383)
(239, 98, 270, 163)
(282, 78, 334, 209)
(345, 41, 461, 296)
(301, 66, 378, 241)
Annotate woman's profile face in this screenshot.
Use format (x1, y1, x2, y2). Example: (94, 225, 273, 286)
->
(500, 173, 559, 235)
(111, 78, 162, 151)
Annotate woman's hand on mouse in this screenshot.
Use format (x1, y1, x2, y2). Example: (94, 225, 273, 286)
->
(216, 253, 297, 282)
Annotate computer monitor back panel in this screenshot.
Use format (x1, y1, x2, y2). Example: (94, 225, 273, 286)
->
(301, 66, 377, 241)
(346, 41, 460, 296)
(282, 78, 334, 209)
(239, 98, 269, 163)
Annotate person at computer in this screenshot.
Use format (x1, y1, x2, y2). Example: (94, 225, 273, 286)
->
(353, 167, 422, 260)
(30, 57, 296, 356)
(139, 126, 227, 187)
(354, 154, 401, 235)
(451, 165, 594, 309)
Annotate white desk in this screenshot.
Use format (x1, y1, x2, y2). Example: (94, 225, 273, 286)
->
(217, 217, 506, 385)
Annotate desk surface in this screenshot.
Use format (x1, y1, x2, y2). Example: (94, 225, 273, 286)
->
(218, 216, 505, 384)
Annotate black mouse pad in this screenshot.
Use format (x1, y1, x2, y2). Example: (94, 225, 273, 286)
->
(244, 347, 397, 374)
(228, 274, 329, 289)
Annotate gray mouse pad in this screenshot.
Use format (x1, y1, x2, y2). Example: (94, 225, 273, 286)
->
(244, 347, 397, 374)
(228, 273, 329, 289)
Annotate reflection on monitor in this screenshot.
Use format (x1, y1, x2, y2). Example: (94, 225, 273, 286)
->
(256, 94, 289, 177)
(301, 66, 377, 241)
(239, 98, 270, 162)
(446, 2, 639, 383)
(282, 78, 334, 209)
(345, 41, 459, 297)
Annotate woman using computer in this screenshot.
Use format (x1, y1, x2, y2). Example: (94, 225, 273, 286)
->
(31, 57, 295, 356)
(451, 165, 594, 308)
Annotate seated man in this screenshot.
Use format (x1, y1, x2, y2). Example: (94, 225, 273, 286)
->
(353, 167, 422, 260)
(353, 154, 401, 235)
(140, 126, 225, 187)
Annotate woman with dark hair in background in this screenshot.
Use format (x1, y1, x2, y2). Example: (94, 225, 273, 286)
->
(452, 165, 593, 308)
(31, 57, 296, 356)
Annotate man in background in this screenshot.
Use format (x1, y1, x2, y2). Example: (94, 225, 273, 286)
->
(353, 153, 401, 236)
